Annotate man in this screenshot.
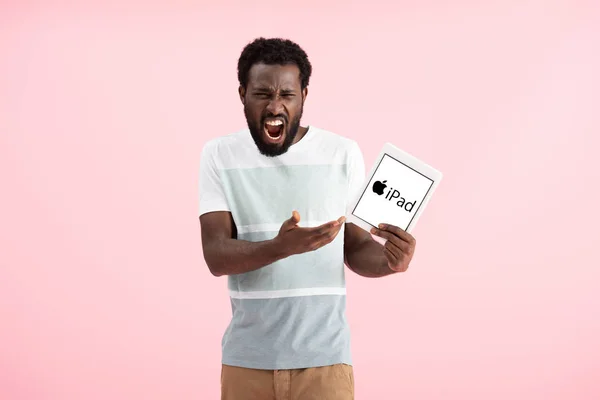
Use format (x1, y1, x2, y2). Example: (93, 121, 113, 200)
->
(198, 37, 416, 400)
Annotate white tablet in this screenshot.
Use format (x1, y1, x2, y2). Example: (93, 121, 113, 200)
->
(347, 142, 443, 234)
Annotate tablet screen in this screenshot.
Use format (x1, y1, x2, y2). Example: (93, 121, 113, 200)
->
(352, 154, 435, 231)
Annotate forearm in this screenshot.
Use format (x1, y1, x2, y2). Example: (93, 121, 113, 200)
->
(345, 238, 396, 278)
(204, 237, 289, 277)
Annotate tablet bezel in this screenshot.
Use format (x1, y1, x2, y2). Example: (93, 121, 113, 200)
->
(346, 142, 443, 234)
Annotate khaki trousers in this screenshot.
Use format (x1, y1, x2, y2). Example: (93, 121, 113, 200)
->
(221, 363, 354, 400)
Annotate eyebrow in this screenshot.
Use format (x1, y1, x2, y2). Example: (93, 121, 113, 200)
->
(252, 87, 296, 93)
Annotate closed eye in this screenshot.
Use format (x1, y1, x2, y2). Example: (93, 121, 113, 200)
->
(252, 91, 295, 98)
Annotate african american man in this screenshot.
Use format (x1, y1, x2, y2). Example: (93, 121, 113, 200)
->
(198, 37, 416, 400)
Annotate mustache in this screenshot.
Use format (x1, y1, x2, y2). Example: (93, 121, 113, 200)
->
(261, 113, 288, 124)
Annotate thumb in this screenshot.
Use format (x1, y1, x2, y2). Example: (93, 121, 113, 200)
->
(291, 210, 300, 224)
(281, 210, 301, 231)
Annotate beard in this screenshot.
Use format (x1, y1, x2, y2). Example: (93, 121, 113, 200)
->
(244, 105, 303, 157)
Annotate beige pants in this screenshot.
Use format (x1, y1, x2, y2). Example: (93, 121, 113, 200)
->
(221, 363, 354, 400)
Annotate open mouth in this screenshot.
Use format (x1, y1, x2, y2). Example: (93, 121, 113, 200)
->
(263, 118, 285, 143)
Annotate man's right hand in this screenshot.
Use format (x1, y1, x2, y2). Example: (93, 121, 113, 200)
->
(200, 210, 345, 277)
(274, 210, 346, 256)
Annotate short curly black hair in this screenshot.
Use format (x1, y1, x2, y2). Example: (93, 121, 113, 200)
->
(237, 37, 312, 90)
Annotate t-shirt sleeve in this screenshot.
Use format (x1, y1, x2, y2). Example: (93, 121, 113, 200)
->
(346, 140, 366, 215)
(198, 141, 231, 216)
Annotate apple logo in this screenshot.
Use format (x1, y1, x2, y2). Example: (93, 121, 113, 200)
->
(372, 180, 387, 195)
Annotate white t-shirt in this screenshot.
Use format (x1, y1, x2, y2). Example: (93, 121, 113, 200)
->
(198, 125, 365, 369)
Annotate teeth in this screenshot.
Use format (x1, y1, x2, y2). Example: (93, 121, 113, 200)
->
(265, 120, 283, 126)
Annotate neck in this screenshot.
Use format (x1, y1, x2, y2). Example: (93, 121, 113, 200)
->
(292, 125, 309, 145)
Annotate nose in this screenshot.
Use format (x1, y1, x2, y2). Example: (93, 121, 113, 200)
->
(266, 97, 284, 115)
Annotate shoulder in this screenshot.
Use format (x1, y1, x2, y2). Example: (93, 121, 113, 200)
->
(200, 129, 253, 168)
(201, 129, 249, 154)
(310, 126, 357, 147)
(309, 126, 361, 156)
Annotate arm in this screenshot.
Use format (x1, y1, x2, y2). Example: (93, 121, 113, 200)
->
(342, 142, 399, 277)
(342, 141, 415, 276)
(343, 222, 396, 277)
(200, 210, 345, 277)
(344, 222, 415, 277)
(200, 211, 288, 277)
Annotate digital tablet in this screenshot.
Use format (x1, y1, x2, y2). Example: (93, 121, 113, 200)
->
(347, 142, 443, 234)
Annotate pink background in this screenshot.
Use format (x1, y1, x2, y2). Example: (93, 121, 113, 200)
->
(1, 1, 599, 399)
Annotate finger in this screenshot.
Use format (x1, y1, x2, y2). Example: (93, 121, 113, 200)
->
(292, 210, 301, 223)
(384, 240, 402, 260)
(313, 216, 346, 235)
(386, 235, 411, 254)
(377, 223, 415, 245)
(370, 227, 410, 251)
(383, 247, 396, 266)
(312, 222, 344, 249)
(281, 214, 299, 231)
(317, 221, 344, 242)
(294, 222, 333, 236)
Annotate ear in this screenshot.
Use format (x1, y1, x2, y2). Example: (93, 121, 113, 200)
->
(302, 87, 308, 104)
(238, 86, 246, 105)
